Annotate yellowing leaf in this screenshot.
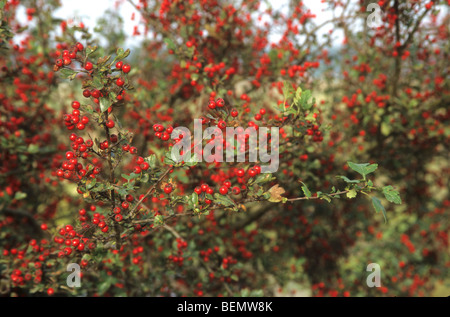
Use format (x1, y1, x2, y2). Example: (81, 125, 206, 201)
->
(267, 185, 286, 202)
(346, 189, 357, 199)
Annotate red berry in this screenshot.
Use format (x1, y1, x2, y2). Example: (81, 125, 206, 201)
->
(83, 89, 91, 98)
(231, 109, 238, 117)
(72, 101, 80, 109)
(216, 98, 225, 107)
(219, 186, 228, 195)
(116, 61, 123, 69)
(208, 100, 216, 109)
(134, 166, 142, 174)
(47, 288, 54, 296)
(122, 64, 131, 73)
(218, 121, 226, 129)
(164, 184, 173, 194)
(232, 186, 241, 195)
(84, 62, 93, 71)
(91, 89, 100, 99)
(105, 119, 115, 129)
(116, 78, 125, 86)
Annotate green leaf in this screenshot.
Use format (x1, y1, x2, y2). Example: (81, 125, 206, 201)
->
(99, 97, 111, 112)
(154, 215, 164, 226)
(254, 173, 274, 184)
(282, 81, 294, 100)
(191, 192, 199, 206)
(27, 144, 39, 154)
(116, 47, 124, 57)
(86, 46, 97, 57)
(164, 149, 175, 165)
(91, 76, 104, 90)
(121, 174, 131, 181)
(382, 185, 402, 204)
(299, 89, 313, 111)
(59, 68, 77, 79)
(86, 178, 97, 190)
(145, 154, 156, 168)
(214, 193, 235, 207)
(184, 153, 199, 167)
(14, 191, 27, 200)
(347, 161, 378, 179)
(346, 189, 357, 199)
(300, 182, 311, 198)
(372, 196, 387, 223)
(164, 38, 176, 50)
(336, 175, 361, 183)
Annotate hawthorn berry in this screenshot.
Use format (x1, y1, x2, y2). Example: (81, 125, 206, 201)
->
(83, 89, 91, 98)
(105, 119, 115, 129)
(72, 101, 80, 109)
(208, 100, 216, 109)
(219, 186, 229, 195)
(122, 64, 131, 73)
(164, 184, 173, 194)
(116, 78, 125, 86)
(84, 62, 93, 71)
(216, 98, 225, 107)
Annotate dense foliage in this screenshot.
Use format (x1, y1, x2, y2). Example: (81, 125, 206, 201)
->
(0, 0, 448, 297)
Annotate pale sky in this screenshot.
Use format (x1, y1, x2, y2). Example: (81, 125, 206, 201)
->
(13, 0, 343, 48)
(48, 0, 337, 47)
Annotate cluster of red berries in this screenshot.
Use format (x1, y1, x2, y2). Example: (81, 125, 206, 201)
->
(235, 165, 262, 179)
(168, 238, 188, 266)
(92, 212, 109, 233)
(54, 42, 84, 70)
(306, 123, 323, 142)
(199, 246, 220, 262)
(132, 156, 150, 175)
(56, 124, 102, 180)
(152, 123, 173, 141)
(193, 183, 214, 204)
(121, 143, 138, 154)
(53, 224, 95, 257)
(131, 245, 144, 265)
(115, 61, 131, 74)
(207, 97, 225, 110)
(218, 180, 241, 196)
(221, 255, 237, 270)
(254, 108, 266, 121)
(63, 101, 89, 130)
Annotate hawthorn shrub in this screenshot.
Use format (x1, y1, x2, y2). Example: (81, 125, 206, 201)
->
(0, 0, 448, 297)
